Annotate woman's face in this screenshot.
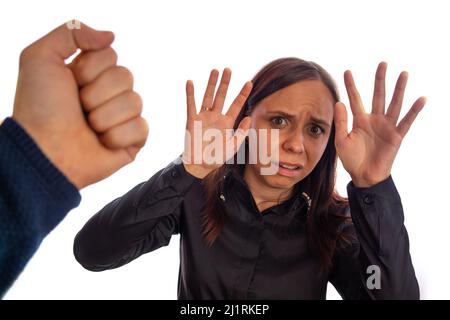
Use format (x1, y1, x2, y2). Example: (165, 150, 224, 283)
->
(246, 80, 335, 191)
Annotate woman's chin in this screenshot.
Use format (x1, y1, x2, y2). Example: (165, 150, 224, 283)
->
(263, 174, 298, 189)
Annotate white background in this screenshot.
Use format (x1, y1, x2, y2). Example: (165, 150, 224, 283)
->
(1, 0, 449, 299)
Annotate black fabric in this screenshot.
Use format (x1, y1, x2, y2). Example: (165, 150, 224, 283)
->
(73, 157, 419, 299)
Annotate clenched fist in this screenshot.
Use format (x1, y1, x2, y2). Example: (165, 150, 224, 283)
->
(12, 21, 148, 189)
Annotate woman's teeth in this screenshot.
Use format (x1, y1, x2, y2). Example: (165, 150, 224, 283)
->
(280, 164, 299, 170)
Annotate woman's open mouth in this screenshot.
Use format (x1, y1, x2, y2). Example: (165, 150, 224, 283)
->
(274, 162, 303, 177)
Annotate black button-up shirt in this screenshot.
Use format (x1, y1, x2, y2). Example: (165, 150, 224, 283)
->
(73, 157, 419, 299)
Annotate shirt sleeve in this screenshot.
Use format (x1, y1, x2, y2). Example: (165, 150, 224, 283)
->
(0, 118, 81, 298)
(73, 156, 199, 271)
(328, 175, 420, 300)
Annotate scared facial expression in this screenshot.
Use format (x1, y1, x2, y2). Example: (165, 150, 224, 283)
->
(246, 80, 335, 191)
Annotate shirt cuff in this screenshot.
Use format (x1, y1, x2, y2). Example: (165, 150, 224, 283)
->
(170, 155, 202, 183)
(347, 175, 401, 208)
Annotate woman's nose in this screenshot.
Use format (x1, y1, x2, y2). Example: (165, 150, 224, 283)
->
(282, 131, 305, 154)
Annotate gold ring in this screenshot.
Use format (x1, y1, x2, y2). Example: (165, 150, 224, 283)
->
(203, 106, 212, 111)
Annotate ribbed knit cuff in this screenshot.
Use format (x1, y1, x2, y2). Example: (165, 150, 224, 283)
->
(0, 117, 81, 208)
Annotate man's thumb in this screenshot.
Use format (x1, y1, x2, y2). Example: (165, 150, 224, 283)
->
(29, 20, 114, 61)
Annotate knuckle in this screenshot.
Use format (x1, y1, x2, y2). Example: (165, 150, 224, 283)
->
(107, 127, 124, 146)
(128, 91, 143, 114)
(236, 94, 245, 104)
(87, 110, 104, 132)
(136, 117, 149, 137)
(125, 148, 137, 161)
(101, 131, 116, 148)
(104, 47, 118, 65)
(19, 48, 30, 65)
(19, 45, 37, 67)
(73, 59, 89, 83)
(114, 66, 134, 86)
(80, 87, 95, 110)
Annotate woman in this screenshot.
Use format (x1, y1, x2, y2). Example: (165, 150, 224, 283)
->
(74, 58, 425, 299)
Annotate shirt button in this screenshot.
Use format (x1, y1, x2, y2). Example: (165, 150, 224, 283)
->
(363, 194, 374, 205)
(171, 170, 178, 178)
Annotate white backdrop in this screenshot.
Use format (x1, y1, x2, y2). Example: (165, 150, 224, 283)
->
(1, 0, 448, 299)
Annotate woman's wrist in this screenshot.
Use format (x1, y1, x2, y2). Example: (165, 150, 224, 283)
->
(350, 174, 390, 188)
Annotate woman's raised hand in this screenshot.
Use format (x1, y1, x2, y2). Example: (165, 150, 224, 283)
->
(182, 69, 253, 179)
(334, 62, 427, 187)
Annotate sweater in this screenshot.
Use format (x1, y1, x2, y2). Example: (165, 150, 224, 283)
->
(0, 117, 81, 297)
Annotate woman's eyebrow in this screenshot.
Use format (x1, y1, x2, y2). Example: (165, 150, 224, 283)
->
(266, 110, 296, 120)
(266, 111, 331, 127)
(310, 116, 331, 128)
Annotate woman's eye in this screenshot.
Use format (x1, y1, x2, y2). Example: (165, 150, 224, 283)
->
(310, 125, 325, 136)
(271, 117, 288, 126)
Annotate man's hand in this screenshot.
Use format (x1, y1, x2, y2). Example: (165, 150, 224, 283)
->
(12, 21, 148, 189)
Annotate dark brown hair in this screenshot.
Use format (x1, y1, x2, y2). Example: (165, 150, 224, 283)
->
(201, 57, 352, 272)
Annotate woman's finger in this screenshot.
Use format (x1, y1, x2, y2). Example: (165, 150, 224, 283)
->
(372, 62, 387, 115)
(386, 71, 409, 125)
(344, 70, 365, 116)
(212, 68, 232, 113)
(396, 96, 426, 138)
(186, 80, 196, 119)
(226, 81, 253, 119)
(200, 69, 219, 112)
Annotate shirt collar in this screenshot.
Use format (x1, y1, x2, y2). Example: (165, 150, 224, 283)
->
(221, 165, 311, 217)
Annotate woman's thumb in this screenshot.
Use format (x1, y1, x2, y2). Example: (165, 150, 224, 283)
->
(231, 116, 252, 155)
(334, 102, 349, 144)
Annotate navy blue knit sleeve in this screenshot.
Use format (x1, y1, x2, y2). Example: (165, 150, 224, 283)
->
(0, 117, 81, 297)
